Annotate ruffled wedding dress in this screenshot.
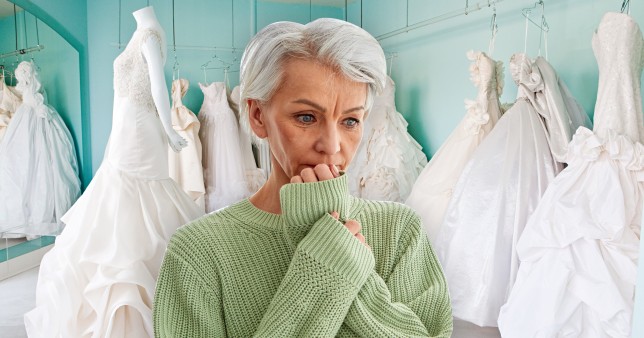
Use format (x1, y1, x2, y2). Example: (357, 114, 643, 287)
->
(347, 76, 427, 202)
(24, 28, 204, 337)
(405, 51, 504, 241)
(168, 78, 205, 211)
(0, 74, 21, 143)
(498, 12, 644, 338)
(198, 82, 249, 212)
(0, 61, 80, 236)
(434, 53, 591, 327)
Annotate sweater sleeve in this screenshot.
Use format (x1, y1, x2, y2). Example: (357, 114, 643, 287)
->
(342, 211, 453, 337)
(153, 234, 226, 338)
(253, 176, 376, 336)
(253, 212, 375, 337)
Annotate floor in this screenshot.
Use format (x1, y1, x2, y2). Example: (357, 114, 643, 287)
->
(0, 267, 37, 338)
(0, 266, 501, 338)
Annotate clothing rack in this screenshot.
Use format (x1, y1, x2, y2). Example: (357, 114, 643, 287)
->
(0, 44, 45, 60)
(110, 43, 239, 53)
(376, 0, 506, 41)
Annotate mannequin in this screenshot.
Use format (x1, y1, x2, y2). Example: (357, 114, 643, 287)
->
(128, 6, 187, 152)
(24, 6, 203, 338)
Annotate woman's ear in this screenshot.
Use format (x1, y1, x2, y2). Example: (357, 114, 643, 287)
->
(247, 99, 268, 139)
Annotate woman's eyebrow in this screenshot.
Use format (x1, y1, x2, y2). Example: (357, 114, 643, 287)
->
(292, 99, 325, 112)
(292, 99, 364, 115)
(343, 106, 364, 114)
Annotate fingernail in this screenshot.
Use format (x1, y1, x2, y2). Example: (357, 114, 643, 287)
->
(331, 164, 339, 178)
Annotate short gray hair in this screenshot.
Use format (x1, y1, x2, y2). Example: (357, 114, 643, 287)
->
(239, 18, 387, 144)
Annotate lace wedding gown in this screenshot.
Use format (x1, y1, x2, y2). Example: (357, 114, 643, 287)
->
(24, 28, 204, 337)
(498, 12, 644, 338)
(434, 53, 591, 327)
(406, 51, 504, 241)
(347, 76, 427, 202)
(168, 78, 205, 211)
(0, 74, 21, 143)
(198, 82, 249, 212)
(0, 61, 80, 236)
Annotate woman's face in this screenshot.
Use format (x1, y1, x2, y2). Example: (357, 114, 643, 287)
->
(248, 58, 367, 184)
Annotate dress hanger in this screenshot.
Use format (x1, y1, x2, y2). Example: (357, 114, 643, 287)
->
(386, 52, 397, 77)
(488, 1, 499, 57)
(522, 0, 549, 60)
(621, 0, 631, 14)
(171, 0, 180, 82)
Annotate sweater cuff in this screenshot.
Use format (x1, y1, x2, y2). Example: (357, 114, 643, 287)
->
(297, 213, 375, 288)
(280, 174, 350, 227)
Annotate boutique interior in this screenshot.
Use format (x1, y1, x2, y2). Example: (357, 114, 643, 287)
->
(1, 0, 644, 337)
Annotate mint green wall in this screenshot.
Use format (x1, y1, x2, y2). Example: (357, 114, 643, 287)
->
(366, 0, 644, 158)
(0, 11, 82, 175)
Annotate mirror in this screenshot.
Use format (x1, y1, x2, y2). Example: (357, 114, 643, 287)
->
(0, 0, 82, 281)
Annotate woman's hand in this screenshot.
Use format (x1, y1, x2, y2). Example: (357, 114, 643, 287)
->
(290, 163, 340, 183)
(291, 164, 369, 249)
(330, 211, 369, 249)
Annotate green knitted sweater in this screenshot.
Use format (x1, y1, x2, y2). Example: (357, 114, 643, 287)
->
(153, 175, 452, 337)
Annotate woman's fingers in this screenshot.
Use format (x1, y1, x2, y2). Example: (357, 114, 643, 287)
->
(299, 167, 317, 182)
(333, 217, 371, 250)
(344, 219, 361, 236)
(355, 233, 366, 244)
(292, 164, 337, 183)
(313, 164, 334, 181)
(290, 175, 303, 183)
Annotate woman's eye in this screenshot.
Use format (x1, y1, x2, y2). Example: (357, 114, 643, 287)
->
(343, 118, 361, 128)
(296, 114, 316, 124)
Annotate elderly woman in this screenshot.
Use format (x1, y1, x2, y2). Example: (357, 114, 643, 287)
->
(153, 18, 452, 337)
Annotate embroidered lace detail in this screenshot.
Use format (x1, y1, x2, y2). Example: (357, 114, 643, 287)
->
(592, 12, 644, 144)
(113, 28, 164, 111)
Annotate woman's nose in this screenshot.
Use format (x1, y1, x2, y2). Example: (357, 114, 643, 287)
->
(314, 123, 341, 155)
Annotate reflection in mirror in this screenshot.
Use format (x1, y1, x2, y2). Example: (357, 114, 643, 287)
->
(0, 0, 81, 281)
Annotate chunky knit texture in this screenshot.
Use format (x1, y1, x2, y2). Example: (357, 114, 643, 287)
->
(153, 175, 452, 337)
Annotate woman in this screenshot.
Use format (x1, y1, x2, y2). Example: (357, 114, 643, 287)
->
(153, 18, 452, 337)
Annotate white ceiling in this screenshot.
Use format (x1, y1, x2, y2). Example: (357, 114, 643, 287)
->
(0, 1, 22, 19)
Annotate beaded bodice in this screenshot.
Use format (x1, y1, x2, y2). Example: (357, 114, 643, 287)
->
(113, 28, 165, 111)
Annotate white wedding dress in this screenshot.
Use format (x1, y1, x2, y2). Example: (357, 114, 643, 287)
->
(347, 76, 427, 202)
(168, 78, 205, 211)
(0, 74, 21, 143)
(198, 82, 249, 212)
(0, 61, 80, 236)
(498, 12, 644, 338)
(24, 28, 204, 337)
(406, 51, 504, 241)
(434, 53, 591, 327)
